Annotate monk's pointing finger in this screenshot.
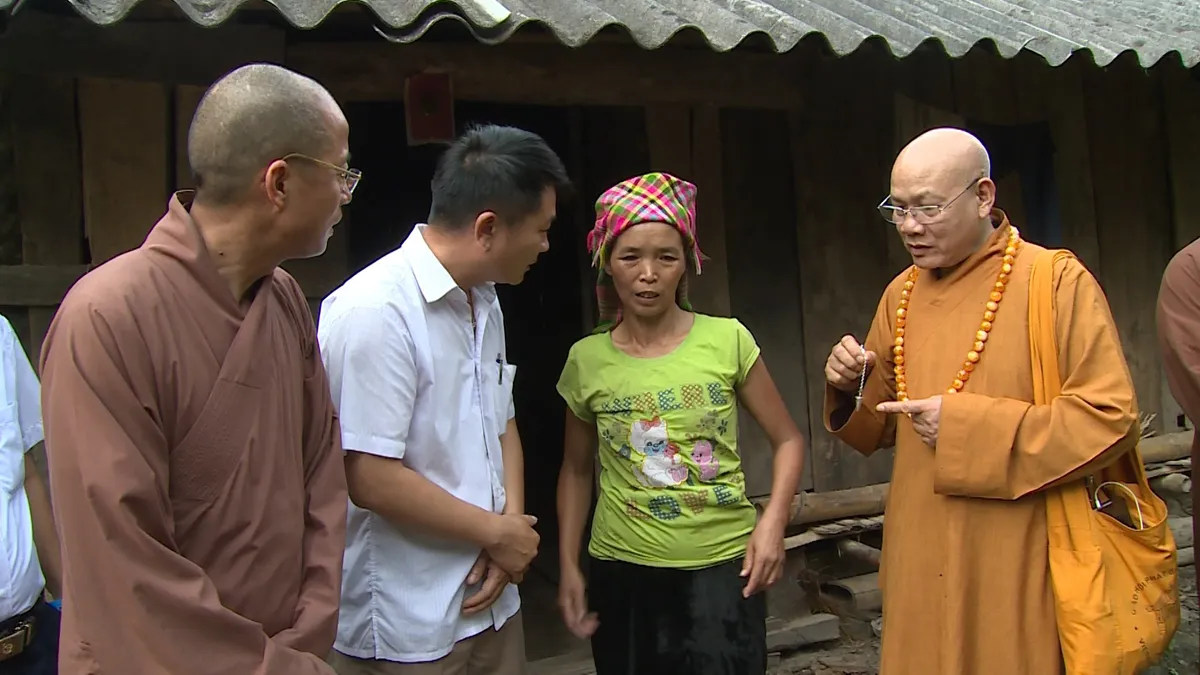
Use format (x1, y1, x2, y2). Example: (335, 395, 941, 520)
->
(875, 401, 907, 414)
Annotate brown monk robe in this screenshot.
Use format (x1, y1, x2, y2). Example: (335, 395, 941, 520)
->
(823, 129, 1138, 675)
(1157, 236, 1200, 645)
(39, 64, 350, 675)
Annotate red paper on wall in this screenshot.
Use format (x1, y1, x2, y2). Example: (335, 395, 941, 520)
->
(405, 72, 455, 146)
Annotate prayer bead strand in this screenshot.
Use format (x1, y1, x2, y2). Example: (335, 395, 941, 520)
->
(892, 226, 1022, 401)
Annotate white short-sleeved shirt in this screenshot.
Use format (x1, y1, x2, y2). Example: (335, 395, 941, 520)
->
(0, 315, 46, 621)
(319, 225, 519, 663)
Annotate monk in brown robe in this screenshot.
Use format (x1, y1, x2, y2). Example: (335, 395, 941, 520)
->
(39, 64, 353, 674)
(1156, 235, 1200, 645)
(823, 128, 1139, 675)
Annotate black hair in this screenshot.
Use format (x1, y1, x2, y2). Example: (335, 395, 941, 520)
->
(428, 124, 572, 230)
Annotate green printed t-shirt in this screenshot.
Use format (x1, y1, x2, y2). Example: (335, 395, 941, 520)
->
(556, 313, 761, 570)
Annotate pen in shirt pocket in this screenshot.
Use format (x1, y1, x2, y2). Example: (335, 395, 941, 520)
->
(496, 354, 504, 383)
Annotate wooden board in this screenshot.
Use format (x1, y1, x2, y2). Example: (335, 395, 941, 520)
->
(1021, 56, 1103, 274)
(1161, 62, 1200, 251)
(950, 45, 1020, 126)
(173, 85, 206, 190)
(0, 265, 90, 307)
(1082, 55, 1173, 432)
(10, 76, 86, 362)
(689, 106, 732, 317)
(1156, 60, 1200, 433)
(721, 108, 813, 495)
(78, 78, 171, 264)
(0, 13, 286, 87)
(288, 41, 805, 109)
(790, 47, 899, 491)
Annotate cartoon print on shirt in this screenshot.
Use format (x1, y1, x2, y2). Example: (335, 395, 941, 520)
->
(690, 440, 720, 482)
(698, 410, 729, 438)
(630, 417, 688, 488)
(602, 419, 633, 459)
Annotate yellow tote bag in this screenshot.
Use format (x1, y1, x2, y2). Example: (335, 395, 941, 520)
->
(1030, 249, 1180, 674)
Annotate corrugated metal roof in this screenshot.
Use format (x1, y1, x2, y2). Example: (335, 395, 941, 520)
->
(12, 0, 1200, 68)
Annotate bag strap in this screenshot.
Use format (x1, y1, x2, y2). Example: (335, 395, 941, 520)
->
(1027, 248, 1153, 501)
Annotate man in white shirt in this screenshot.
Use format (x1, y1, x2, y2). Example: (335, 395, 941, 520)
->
(321, 124, 570, 675)
(1, 314, 62, 674)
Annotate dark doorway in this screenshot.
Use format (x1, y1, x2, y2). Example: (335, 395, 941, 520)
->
(341, 100, 585, 586)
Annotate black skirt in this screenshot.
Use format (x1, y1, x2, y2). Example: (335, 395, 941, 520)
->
(588, 556, 767, 675)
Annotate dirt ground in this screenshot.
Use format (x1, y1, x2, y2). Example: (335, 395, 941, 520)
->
(770, 564, 1200, 675)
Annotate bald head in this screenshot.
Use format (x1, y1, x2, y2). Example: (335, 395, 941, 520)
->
(188, 63, 343, 205)
(894, 127, 991, 189)
(889, 128, 998, 271)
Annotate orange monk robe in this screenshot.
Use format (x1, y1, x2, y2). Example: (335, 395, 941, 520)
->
(40, 194, 347, 674)
(824, 212, 1139, 675)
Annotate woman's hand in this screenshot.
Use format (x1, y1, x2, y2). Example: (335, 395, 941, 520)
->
(557, 564, 600, 638)
(741, 516, 786, 597)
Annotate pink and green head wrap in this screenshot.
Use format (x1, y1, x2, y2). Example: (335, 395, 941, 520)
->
(586, 172, 705, 331)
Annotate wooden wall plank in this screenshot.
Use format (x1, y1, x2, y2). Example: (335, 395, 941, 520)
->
(1018, 56, 1103, 273)
(721, 108, 813, 495)
(1156, 59, 1200, 433)
(576, 106, 651, 330)
(11, 76, 86, 363)
(0, 13, 286, 87)
(689, 106, 732, 317)
(0, 262, 344, 306)
(792, 48, 898, 492)
(1161, 62, 1200, 252)
(950, 46, 1020, 126)
(288, 42, 804, 109)
(645, 106, 692, 177)
(1082, 55, 1174, 432)
(0, 77, 30, 358)
(174, 84, 205, 190)
(79, 78, 171, 264)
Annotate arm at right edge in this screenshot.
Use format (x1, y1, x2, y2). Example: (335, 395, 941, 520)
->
(557, 409, 596, 573)
(40, 302, 330, 675)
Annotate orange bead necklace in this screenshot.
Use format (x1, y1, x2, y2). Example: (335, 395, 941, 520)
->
(893, 226, 1022, 401)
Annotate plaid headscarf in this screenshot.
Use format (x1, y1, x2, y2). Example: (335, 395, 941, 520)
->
(586, 172, 704, 332)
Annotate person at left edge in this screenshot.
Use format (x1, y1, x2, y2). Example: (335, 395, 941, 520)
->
(0, 313, 62, 674)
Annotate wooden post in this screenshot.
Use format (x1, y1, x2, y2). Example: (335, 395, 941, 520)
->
(11, 76, 85, 363)
(78, 77, 171, 264)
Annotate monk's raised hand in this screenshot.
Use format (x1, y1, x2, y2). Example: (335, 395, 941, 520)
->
(876, 396, 942, 447)
(825, 334, 877, 393)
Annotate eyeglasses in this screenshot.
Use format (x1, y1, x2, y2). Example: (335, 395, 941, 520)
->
(282, 153, 363, 196)
(877, 178, 981, 225)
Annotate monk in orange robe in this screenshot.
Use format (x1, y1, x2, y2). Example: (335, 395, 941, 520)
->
(39, 64, 353, 674)
(823, 128, 1139, 674)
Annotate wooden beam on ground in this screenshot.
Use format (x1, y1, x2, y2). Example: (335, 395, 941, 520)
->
(754, 430, 1195, 525)
(0, 13, 286, 85)
(287, 41, 805, 109)
(0, 263, 344, 306)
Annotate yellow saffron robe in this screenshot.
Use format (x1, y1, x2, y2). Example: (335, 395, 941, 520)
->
(824, 213, 1139, 675)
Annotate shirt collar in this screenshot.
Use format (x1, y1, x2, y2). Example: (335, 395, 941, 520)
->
(403, 225, 497, 305)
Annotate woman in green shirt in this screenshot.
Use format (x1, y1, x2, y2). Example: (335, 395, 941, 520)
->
(555, 172, 807, 675)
